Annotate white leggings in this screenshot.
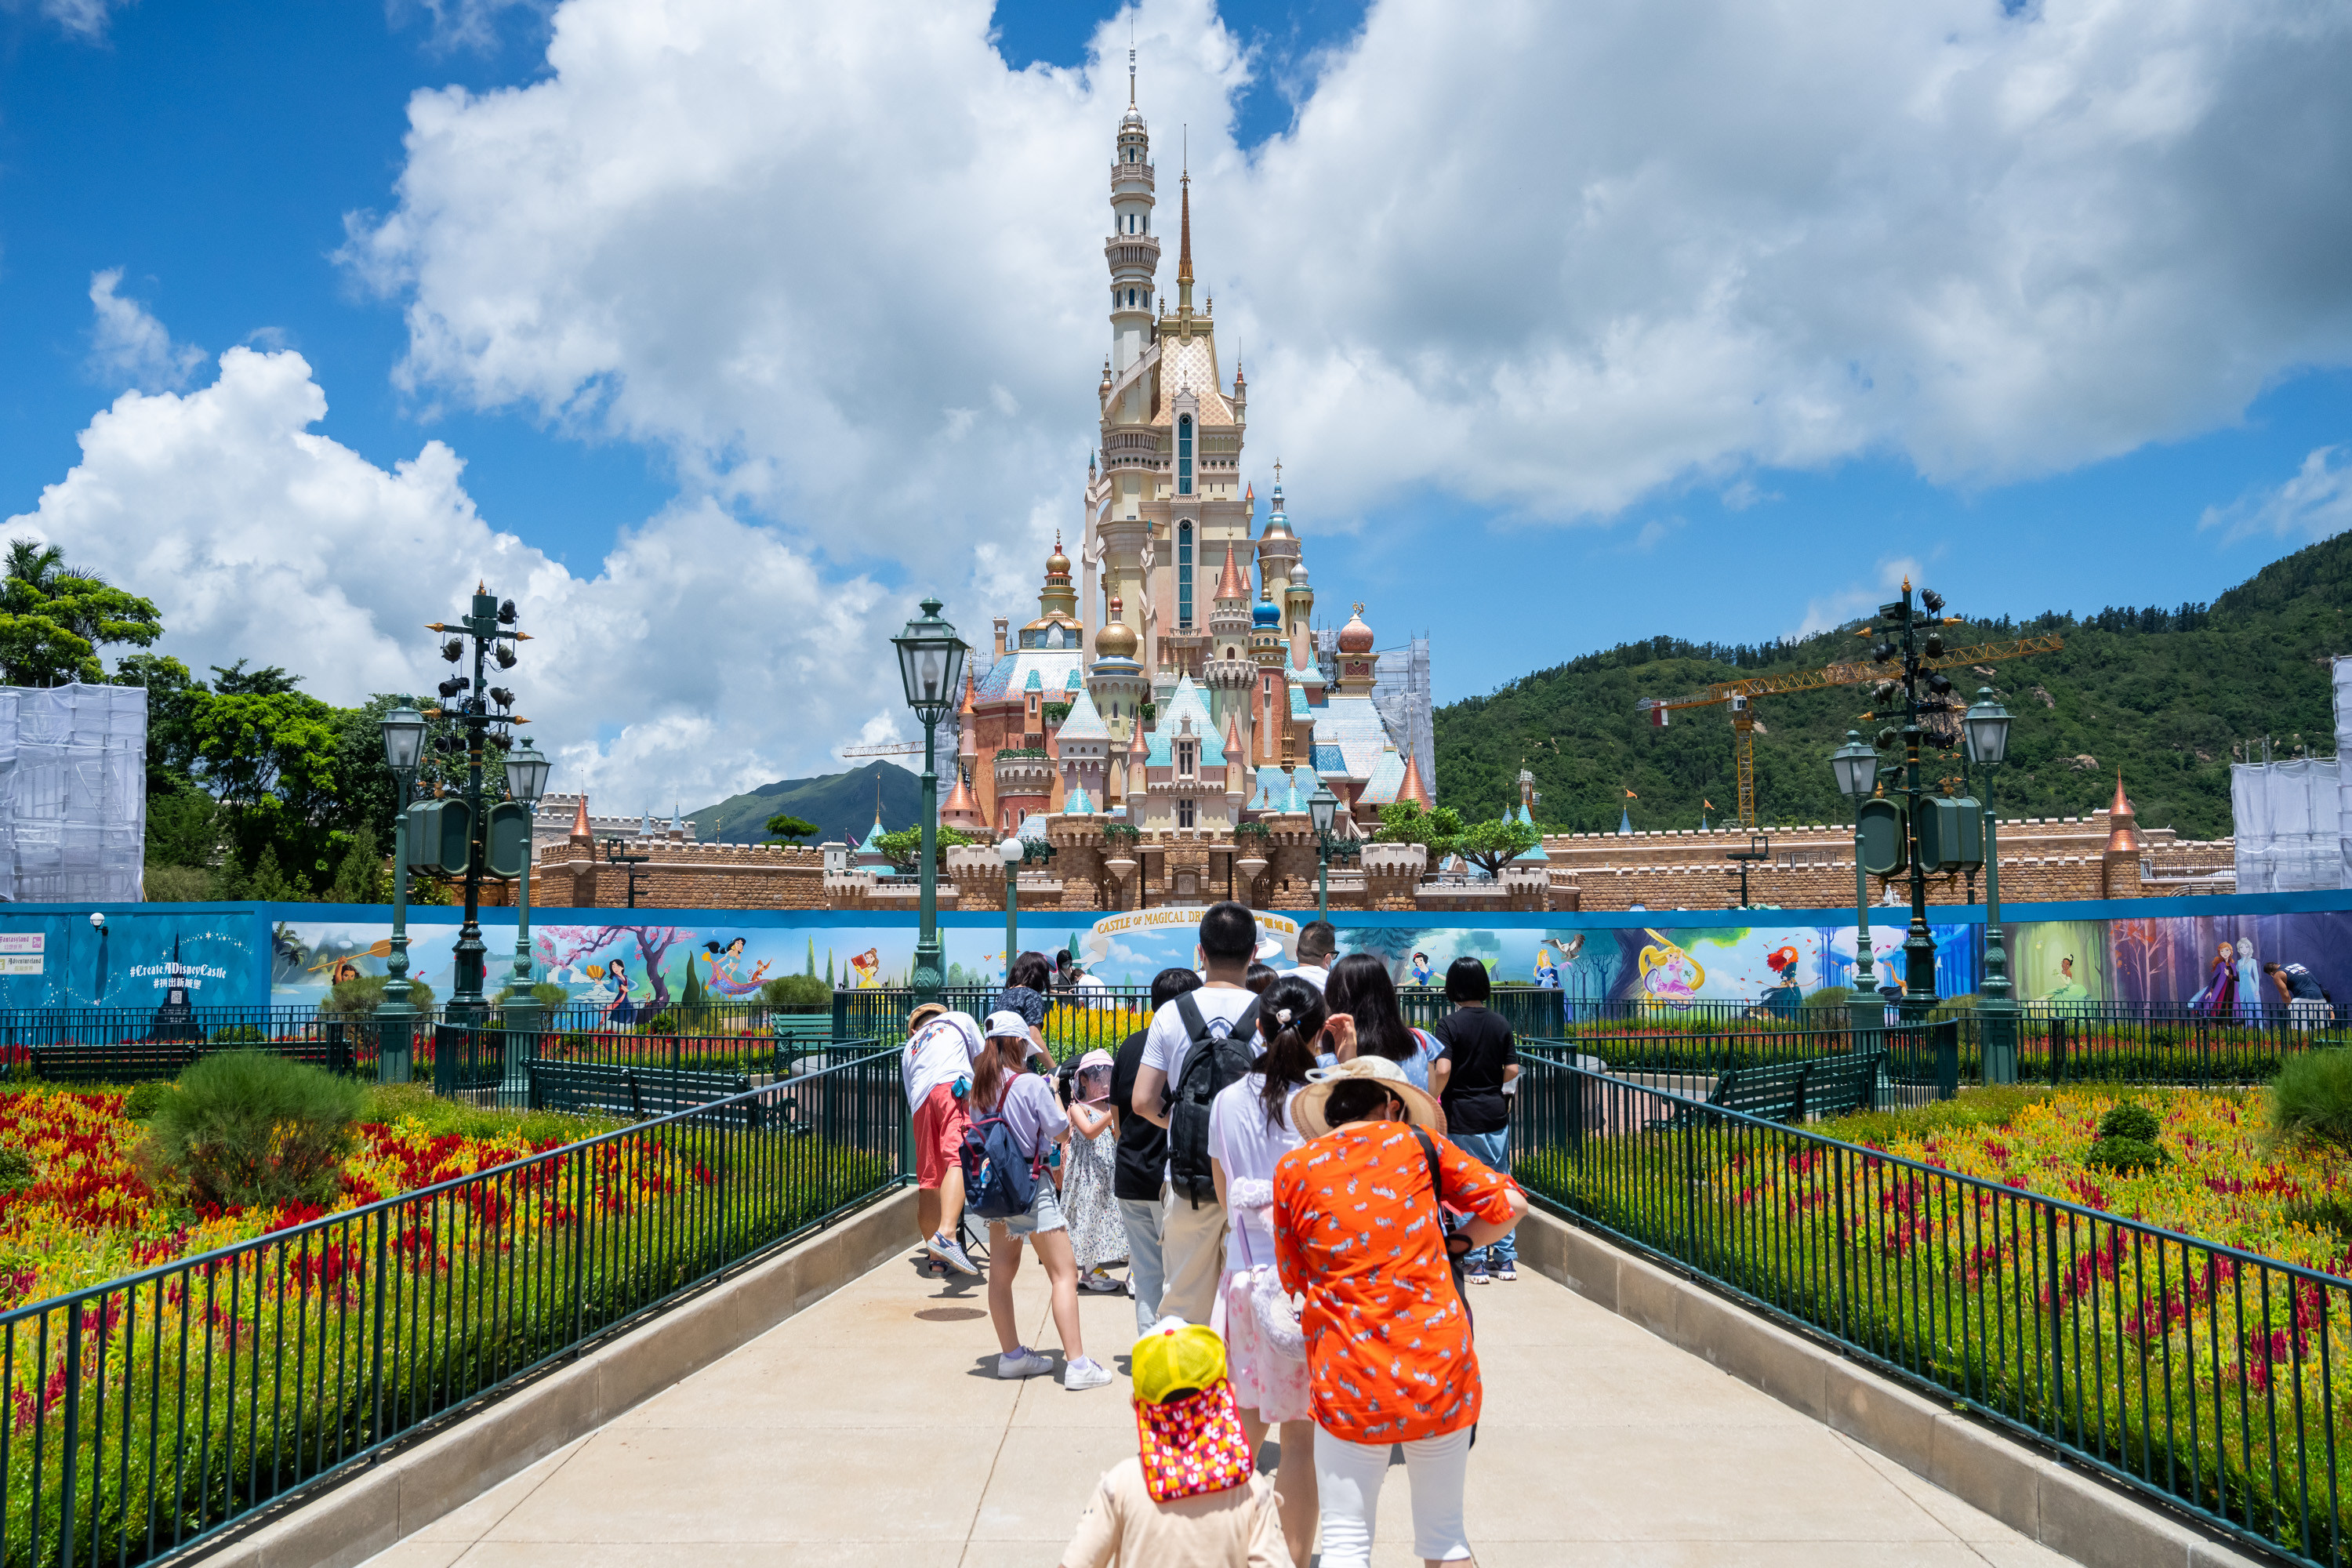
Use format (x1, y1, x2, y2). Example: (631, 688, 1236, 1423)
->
(1312, 1422, 1474, 1565)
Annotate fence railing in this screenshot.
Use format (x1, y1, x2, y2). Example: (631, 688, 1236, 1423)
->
(1510, 1054, 2350, 1566)
(419, 1024, 883, 1106)
(0, 1045, 907, 1568)
(1524, 1022, 1962, 1095)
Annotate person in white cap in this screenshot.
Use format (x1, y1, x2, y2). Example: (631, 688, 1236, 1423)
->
(976, 1009, 1113, 1390)
(1062, 1048, 1127, 1292)
(902, 1002, 984, 1274)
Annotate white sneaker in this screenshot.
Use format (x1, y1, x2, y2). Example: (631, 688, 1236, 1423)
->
(997, 1348, 1054, 1380)
(927, 1232, 978, 1276)
(1062, 1356, 1113, 1391)
(1080, 1270, 1124, 1294)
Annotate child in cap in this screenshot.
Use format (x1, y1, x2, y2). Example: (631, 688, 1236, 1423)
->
(1058, 1322, 1290, 1568)
(1062, 1048, 1127, 1293)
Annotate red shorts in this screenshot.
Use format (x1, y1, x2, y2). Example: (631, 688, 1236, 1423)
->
(913, 1082, 969, 1188)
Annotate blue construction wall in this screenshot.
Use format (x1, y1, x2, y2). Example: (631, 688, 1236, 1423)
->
(1, 891, 2347, 1014)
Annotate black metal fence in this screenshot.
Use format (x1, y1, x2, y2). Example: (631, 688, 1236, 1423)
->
(1524, 1021, 1962, 1097)
(420, 1024, 883, 1106)
(0, 1046, 906, 1568)
(1511, 1054, 2352, 1566)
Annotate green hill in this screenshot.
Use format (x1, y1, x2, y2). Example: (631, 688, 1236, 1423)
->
(1434, 530, 2352, 840)
(687, 760, 922, 846)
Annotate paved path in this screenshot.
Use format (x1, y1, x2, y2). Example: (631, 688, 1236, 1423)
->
(366, 1238, 2076, 1566)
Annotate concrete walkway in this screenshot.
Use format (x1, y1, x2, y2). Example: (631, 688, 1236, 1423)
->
(364, 1237, 2077, 1566)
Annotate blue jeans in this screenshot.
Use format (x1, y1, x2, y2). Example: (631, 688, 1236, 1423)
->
(1119, 1196, 1167, 1335)
(1450, 1127, 1516, 1269)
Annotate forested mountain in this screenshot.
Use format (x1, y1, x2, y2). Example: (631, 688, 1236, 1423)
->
(1433, 530, 2352, 840)
(687, 760, 921, 846)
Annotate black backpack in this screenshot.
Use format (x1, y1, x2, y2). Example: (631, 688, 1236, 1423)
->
(1166, 992, 1259, 1206)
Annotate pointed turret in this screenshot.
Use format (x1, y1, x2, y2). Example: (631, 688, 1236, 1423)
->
(2103, 769, 2143, 855)
(569, 794, 592, 844)
(1396, 748, 1432, 810)
(1215, 542, 1247, 602)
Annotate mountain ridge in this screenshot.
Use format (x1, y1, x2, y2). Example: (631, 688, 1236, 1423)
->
(687, 760, 923, 847)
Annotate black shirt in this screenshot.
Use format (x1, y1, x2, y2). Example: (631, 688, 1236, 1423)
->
(1434, 1005, 1519, 1135)
(1110, 1026, 1167, 1200)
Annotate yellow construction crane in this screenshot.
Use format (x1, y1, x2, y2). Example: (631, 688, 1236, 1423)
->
(1638, 633, 2063, 829)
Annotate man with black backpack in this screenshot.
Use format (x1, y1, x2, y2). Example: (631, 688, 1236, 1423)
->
(1129, 902, 1261, 1325)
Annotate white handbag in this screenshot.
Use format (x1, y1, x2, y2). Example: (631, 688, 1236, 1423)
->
(1226, 1177, 1305, 1362)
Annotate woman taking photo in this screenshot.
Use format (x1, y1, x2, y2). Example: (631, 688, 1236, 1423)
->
(1272, 1056, 1528, 1567)
(973, 1011, 1111, 1391)
(1323, 954, 1442, 1092)
(1207, 975, 1326, 1566)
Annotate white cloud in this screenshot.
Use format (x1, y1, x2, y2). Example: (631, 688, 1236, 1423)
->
(86, 270, 204, 391)
(5, 346, 893, 809)
(2199, 445, 2352, 543)
(341, 0, 2352, 552)
(19, 0, 127, 40)
(388, 0, 550, 54)
(1791, 556, 1926, 638)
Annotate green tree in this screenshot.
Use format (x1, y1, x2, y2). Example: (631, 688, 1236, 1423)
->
(1372, 800, 1463, 854)
(115, 653, 206, 790)
(0, 539, 163, 686)
(191, 681, 343, 879)
(764, 812, 819, 844)
(325, 823, 385, 904)
(147, 790, 220, 870)
(874, 824, 980, 871)
(1453, 817, 1542, 878)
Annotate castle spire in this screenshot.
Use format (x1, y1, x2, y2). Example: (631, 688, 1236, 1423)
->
(1176, 138, 1193, 313)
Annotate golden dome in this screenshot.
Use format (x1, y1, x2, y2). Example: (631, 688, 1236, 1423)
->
(1046, 533, 1071, 578)
(1096, 594, 1139, 659)
(1338, 603, 1375, 654)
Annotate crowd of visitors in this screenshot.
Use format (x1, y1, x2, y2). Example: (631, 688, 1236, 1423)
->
(900, 903, 1532, 1566)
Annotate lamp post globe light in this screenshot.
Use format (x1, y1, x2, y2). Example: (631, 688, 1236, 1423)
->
(998, 825, 1056, 980)
(893, 597, 967, 1002)
(377, 704, 428, 1083)
(1305, 781, 1357, 922)
(502, 737, 553, 1046)
(1964, 689, 2017, 1083)
(1831, 731, 1881, 1044)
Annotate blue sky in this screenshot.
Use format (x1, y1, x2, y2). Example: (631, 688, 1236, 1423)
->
(1, 0, 2347, 806)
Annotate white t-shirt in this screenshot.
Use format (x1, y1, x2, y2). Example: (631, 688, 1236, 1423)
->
(1278, 964, 1330, 993)
(901, 1011, 984, 1111)
(1208, 1074, 1303, 1268)
(1139, 986, 1262, 1096)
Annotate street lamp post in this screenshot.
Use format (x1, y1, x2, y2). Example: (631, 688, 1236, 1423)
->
(1864, 580, 1962, 1018)
(1305, 782, 1359, 922)
(377, 705, 427, 1083)
(1831, 730, 1880, 1043)
(1965, 690, 2016, 1083)
(998, 826, 1057, 982)
(893, 597, 967, 1003)
(426, 585, 532, 1022)
(501, 739, 552, 1039)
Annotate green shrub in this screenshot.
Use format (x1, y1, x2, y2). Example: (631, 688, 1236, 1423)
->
(760, 974, 831, 1009)
(0, 1146, 33, 1194)
(362, 1082, 626, 1147)
(1928, 993, 1981, 1024)
(323, 973, 437, 1018)
(640, 1012, 681, 1036)
(142, 864, 214, 902)
(209, 1024, 265, 1044)
(2096, 1100, 2161, 1143)
(122, 1080, 170, 1121)
(142, 1051, 364, 1212)
(1802, 985, 1853, 1011)
(2085, 1135, 2169, 1173)
(2270, 1049, 2352, 1159)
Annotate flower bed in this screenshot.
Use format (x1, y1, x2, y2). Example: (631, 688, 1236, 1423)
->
(0, 1086, 602, 1309)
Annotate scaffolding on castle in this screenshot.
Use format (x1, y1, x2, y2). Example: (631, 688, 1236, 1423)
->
(1, 682, 148, 903)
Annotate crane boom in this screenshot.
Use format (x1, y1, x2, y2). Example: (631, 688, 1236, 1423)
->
(838, 741, 924, 757)
(1638, 633, 2063, 828)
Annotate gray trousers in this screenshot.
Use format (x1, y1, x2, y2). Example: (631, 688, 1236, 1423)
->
(1118, 1196, 1167, 1337)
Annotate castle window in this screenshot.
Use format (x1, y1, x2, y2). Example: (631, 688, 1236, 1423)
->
(1178, 739, 1196, 778)
(1177, 415, 1192, 496)
(1178, 798, 1196, 829)
(1178, 520, 1193, 630)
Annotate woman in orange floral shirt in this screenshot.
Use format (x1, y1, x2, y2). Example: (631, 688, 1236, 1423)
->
(1271, 1056, 1526, 1567)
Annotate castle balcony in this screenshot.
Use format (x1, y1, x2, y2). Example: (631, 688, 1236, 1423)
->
(1104, 238, 1162, 273)
(1102, 429, 1161, 470)
(1110, 162, 1156, 192)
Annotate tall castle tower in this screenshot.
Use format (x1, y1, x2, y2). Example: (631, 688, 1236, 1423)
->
(1083, 60, 1250, 706)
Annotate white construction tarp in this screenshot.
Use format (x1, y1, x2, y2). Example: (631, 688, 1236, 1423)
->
(0, 684, 147, 904)
(2231, 654, 2352, 893)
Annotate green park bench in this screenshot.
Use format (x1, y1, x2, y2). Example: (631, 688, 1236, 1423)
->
(1647, 1051, 1884, 1131)
(528, 1060, 779, 1128)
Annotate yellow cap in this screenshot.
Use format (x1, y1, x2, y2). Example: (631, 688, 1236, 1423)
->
(1131, 1323, 1226, 1405)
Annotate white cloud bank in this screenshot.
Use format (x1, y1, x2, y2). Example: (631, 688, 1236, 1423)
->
(343, 0, 2352, 540)
(85, 270, 205, 391)
(4, 347, 890, 809)
(2201, 446, 2352, 544)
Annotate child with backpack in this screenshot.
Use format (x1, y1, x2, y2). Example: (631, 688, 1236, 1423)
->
(969, 1011, 1112, 1390)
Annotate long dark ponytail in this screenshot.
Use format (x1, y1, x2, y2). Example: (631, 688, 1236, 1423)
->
(1254, 975, 1327, 1130)
(1326, 953, 1417, 1065)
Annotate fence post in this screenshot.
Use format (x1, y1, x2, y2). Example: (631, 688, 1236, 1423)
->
(1934, 1020, 1959, 1101)
(58, 1296, 82, 1559)
(2050, 1017, 2067, 1085)
(2044, 1204, 2067, 1443)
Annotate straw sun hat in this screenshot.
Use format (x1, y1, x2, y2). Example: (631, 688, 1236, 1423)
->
(1290, 1054, 1445, 1141)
